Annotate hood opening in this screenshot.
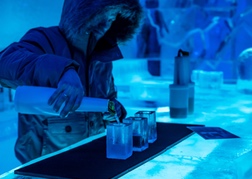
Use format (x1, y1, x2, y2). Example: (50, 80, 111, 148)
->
(59, 0, 144, 44)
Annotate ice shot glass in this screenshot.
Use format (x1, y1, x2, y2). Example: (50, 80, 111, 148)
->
(135, 111, 157, 143)
(106, 122, 133, 160)
(129, 117, 148, 152)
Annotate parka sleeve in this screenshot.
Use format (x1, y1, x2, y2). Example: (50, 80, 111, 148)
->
(0, 29, 79, 89)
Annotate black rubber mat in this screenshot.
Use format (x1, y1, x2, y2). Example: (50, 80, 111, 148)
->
(15, 122, 202, 179)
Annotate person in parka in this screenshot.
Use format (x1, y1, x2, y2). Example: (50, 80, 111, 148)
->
(0, 0, 143, 163)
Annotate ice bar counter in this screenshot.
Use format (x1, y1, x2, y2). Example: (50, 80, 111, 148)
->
(1, 84, 252, 179)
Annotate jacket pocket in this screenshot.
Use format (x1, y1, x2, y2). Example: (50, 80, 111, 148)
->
(42, 113, 88, 155)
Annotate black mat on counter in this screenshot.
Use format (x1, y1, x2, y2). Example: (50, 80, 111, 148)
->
(15, 123, 202, 179)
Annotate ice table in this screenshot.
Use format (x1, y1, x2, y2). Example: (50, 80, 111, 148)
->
(1, 84, 252, 179)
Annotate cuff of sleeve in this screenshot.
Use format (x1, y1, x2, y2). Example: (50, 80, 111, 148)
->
(114, 99, 127, 122)
(119, 105, 127, 122)
(53, 56, 80, 83)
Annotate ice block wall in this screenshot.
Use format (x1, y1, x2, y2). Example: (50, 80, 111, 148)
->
(119, 0, 252, 83)
(0, 0, 64, 50)
(1, 0, 252, 83)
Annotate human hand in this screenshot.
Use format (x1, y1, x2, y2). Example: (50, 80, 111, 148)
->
(108, 99, 122, 117)
(104, 99, 126, 122)
(48, 69, 84, 118)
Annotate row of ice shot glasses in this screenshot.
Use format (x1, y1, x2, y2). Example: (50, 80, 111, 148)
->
(106, 111, 157, 160)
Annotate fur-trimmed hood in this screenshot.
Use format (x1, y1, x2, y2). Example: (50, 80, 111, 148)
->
(59, 0, 143, 44)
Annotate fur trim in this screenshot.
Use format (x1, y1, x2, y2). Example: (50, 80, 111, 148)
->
(59, 0, 144, 43)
